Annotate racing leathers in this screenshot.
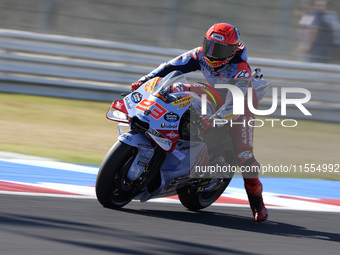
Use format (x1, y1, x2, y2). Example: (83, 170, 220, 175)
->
(133, 42, 268, 222)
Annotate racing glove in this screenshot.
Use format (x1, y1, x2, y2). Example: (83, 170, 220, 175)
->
(131, 81, 143, 92)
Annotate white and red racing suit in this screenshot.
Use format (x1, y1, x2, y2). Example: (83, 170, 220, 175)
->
(135, 42, 265, 205)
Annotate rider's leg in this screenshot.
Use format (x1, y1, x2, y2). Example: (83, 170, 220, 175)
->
(229, 86, 268, 222)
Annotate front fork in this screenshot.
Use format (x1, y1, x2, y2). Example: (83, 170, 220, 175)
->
(117, 127, 166, 194)
(117, 125, 154, 182)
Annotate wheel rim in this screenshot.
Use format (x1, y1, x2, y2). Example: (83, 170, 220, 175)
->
(110, 150, 136, 206)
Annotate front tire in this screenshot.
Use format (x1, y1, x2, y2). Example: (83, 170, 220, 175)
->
(95, 141, 137, 209)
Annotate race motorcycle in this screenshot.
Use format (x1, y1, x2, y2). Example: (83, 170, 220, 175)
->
(95, 70, 269, 210)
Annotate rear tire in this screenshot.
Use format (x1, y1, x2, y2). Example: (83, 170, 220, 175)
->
(95, 141, 137, 209)
(178, 179, 232, 211)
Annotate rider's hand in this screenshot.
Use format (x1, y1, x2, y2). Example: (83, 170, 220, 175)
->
(200, 116, 214, 133)
(131, 81, 143, 92)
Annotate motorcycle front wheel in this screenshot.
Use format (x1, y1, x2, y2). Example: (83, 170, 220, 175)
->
(95, 141, 137, 209)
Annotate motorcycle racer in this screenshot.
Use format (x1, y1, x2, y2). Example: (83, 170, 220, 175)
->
(131, 23, 268, 222)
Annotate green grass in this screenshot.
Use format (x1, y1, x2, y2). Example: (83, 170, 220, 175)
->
(1, 93, 340, 180)
(0, 93, 118, 165)
(254, 117, 340, 180)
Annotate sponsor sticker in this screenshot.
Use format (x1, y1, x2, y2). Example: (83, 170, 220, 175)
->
(164, 112, 179, 122)
(137, 160, 148, 168)
(124, 97, 133, 109)
(178, 101, 190, 109)
(160, 123, 178, 129)
(235, 70, 250, 79)
(171, 95, 193, 106)
(115, 100, 123, 110)
(131, 92, 143, 103)
(211, 34, 225, 41)
(166, 131, 179, 139)
(145, 77, 159, 92)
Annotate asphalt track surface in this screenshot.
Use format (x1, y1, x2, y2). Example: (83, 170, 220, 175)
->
(1, 194, 339, 255)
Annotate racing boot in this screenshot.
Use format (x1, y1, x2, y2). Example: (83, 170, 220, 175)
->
(244, 178, 268, 222)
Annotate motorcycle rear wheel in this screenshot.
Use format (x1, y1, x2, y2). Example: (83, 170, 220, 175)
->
(95, 141, 137, 209)
(178, 179, 232, 211)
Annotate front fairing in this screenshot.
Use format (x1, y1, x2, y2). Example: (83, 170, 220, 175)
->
(107, 71, 217, 152)
(125, 71, 193, 152)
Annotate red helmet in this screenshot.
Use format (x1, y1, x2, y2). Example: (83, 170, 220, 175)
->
(203, 23, 240, 68)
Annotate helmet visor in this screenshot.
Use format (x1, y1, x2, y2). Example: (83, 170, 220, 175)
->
(203, 38, 238, 60)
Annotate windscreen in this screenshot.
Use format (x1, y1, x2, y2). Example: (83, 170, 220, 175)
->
(152, 71, 189, 103)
